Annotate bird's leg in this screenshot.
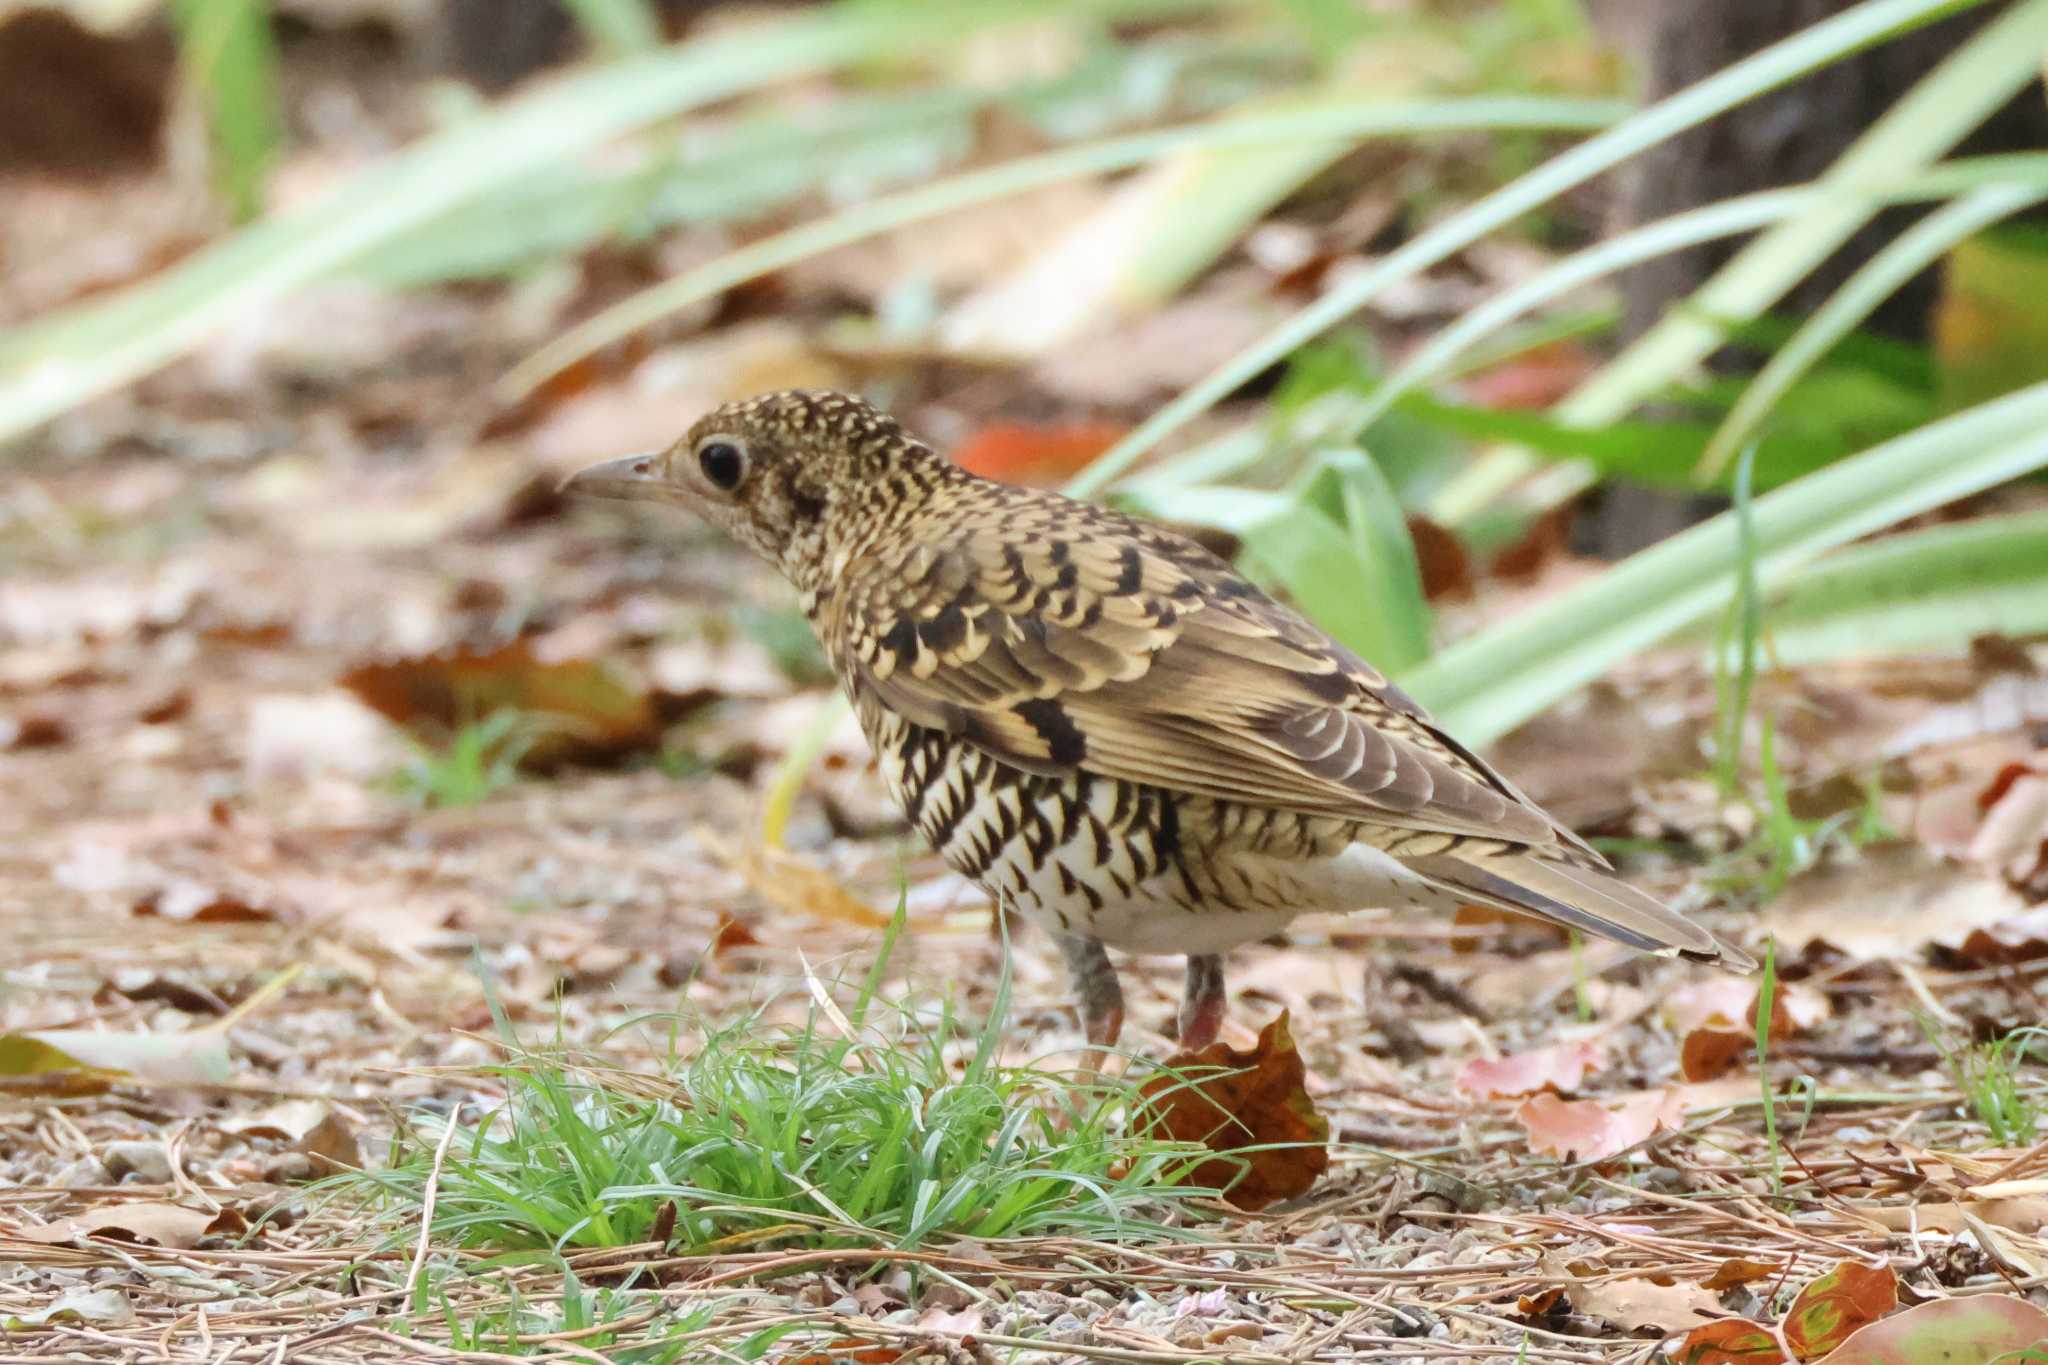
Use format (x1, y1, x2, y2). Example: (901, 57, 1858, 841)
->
(1055, 933, 1124, 1055)
(1178, 954, 1227, 1052)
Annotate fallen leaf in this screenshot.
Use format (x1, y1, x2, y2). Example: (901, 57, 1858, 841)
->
(1759, 843, 2025, 960)
(1667, 978, 1830, 1081)
(1702, 1258, 1785, 1291)
(950, 422, 1127, 486)
(1781, 1260, 1897, 1360)
(1953, 904, 2048, 964)
(1138, 1012, 1330, 1211)
(0, 1027, 232, 1092)
(710, 913, 760, 956)
(1853, 1197, 2048, 1235)
(134, 879, 277, 923)
(779, 1343, 899, 1365)
(19, 1201, 236, 1249)
(341, 640, 660, 771)
(1668, 1319, 1788, 1365)
(1515, 1088, 1685, 1162)
(1457, 1041, 1605, 1099)
(1460, 339, 1599, 411)
(1573, 1276, 1720, 1332)
(3, 1287, 136, 1330)
(1823, 1294, 2048, 1364)
(700, 833, 893, 930)
(1406, 515, 1473, 601)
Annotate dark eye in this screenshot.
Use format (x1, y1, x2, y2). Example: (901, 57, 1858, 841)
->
(697, 440, 746, 491)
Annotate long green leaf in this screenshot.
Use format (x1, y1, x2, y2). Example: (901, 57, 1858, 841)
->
(173, 0, 284, 222)
(0, 3, 1043, 448)
(508, 95, 1625, 396)
(1440, 0, 2048, 520)
(1696, 183, 2048, 479)
(1066, 0, 1995, 497)
(1399, 380, 2048, 744)
(1705, 509, 2048, 665)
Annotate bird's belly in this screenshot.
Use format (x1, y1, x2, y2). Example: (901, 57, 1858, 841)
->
(871, 713, 1403, 954)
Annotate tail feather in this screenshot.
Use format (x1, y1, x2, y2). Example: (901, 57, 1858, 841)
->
(1407, 852, 1756, 972)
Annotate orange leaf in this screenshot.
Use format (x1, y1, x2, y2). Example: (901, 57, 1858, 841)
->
(950, 422, 1127, 486)
(779, 1342, 900, 1365)
(1457, 1041, 1605, 1099)
(1137, 1012, 1329, 1211)
(1515, 1089, 1684, 1162)
(341, 640, 659, 770)
(710, 914, 759, 957)
(1782, 1261, 1897, 1360)
(1702, 1258, 1784, 1291)
(1681, 1026, 1750, 1083)
(1669, 1319, 1788, 1365)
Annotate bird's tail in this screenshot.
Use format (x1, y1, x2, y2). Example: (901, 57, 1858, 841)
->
(1406, 851, 1755, 971)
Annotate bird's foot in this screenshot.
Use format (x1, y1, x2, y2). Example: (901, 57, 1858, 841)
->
(1056, 933, 1126, 1071)
(1177, 954, 1227, 1052)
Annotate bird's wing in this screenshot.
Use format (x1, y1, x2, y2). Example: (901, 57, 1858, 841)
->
(829, 501, 1582, 853)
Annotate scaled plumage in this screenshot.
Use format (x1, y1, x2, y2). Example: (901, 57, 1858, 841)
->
(568, 390, 1753, 1050)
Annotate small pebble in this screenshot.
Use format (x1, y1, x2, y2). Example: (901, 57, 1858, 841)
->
(102, 1141, 174, 1184)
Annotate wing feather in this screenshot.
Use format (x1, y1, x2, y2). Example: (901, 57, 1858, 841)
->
(831, 511, 1571, 850)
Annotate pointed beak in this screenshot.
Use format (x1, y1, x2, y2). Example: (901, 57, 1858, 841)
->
(561, 453, 663, 501)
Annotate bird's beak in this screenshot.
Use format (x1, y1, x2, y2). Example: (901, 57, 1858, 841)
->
(560, 452, 664, 501)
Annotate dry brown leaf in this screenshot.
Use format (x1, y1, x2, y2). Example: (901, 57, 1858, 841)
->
(1965, 756, 2048, 901)
(710, 913, 760, 957)
(1138, 1012, 1330, 1211)
(1668, 978, 1830, 1081)
(1456, 1040, 1605, 1099)
(1759, 843, 2025, 960)
(1853, 1197, 2048, 1234)
(1515, 1088, 1685, 1162)
(18, 1201, 237, 1249)
(3, 1287, 136, 1331)
(1, 1027, 232, 1092)
(1702, 1258, 1785, 1291)
(341, 639, 659, 771)
(1573, 1275, 1720, 1332)
(700, 833, 893, 930)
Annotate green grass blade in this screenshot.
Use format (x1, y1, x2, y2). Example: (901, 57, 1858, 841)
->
(506, 94, 1624, 396)
(172, 0, 284, 222)
(0, 4, 1026, 449)
(1065, 0, 1995, 498)
(1696, 508, 2048, 664)
(562, 0, 663, 58)
(1398, 380, 2048, 744)
(1295, 448, 1431, 670)
(1440, 0, 2048, 519)
(1697, 182, 2048, 480)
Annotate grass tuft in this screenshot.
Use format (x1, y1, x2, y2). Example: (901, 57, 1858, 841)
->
(390, 710, 536, 809)
(338, 914, 1220, 1254)
(1933, 1025, 2046, 1147)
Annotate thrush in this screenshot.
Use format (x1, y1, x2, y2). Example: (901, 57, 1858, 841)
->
(567, 390, 1753, 1051)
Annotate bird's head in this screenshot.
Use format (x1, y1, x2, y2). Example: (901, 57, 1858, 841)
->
(563, 390, 952, 590)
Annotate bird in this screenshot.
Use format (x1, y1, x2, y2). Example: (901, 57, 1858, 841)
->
(565, 390, 1753, 1053)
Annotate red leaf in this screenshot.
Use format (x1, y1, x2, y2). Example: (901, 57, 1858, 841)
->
(950, 423, 1126, 486)
(1137, 1012, 1330, 1211)
(1669, 1319, 1788, 1365)
(1782, 1261, 1897, 1360)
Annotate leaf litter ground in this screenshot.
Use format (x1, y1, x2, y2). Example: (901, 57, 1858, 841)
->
(8, 116, 2048, 1365)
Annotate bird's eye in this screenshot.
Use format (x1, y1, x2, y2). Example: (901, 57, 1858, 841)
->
(697, 440, 747, 492)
